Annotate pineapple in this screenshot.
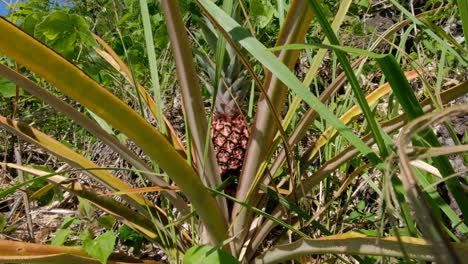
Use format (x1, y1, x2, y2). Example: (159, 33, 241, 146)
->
(211, 89, 249, 176)
(196, 19, 250, 179)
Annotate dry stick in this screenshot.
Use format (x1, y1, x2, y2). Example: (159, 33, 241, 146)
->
(11, 60, 34, 241)
(238, 0, 255, 37)
(406, 145, 468, 160)
(13, 143, 34, 241)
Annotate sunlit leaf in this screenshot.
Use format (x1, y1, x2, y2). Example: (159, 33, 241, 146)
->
(250, 0, 274, 28)
(83, 231, 116, 264)
(184, 245, 240, 264)
(0, 77, 22, 97)
(51, 229, 75, 246)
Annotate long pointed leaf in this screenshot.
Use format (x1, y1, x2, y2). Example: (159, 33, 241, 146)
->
(0, 64, 188, 214)
(254, 233, 468, 263)
(159, 1, 229, 243)
(3, 164, 168, 245)
(92, 34, 186, 157)
(306, 0, 389, 158)
(0, 17, 227, 245)
(0, 115, 158, 216)
(160, 0, 222, 188)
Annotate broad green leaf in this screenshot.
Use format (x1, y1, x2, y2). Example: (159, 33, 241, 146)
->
(78, 197, 95, 219)
(184, 245, 240, 264)
(35, 12, 93, 58)
(79, 228, 93, 242)
(51, 229, 75, 246)
(250, 0, 274, 28)
(118, 224, 146, 251)
(97, 215, 116, 229)
(0, 77, 22, 97)
(22, 12, 46, 34)
(83, 231, 116, 264)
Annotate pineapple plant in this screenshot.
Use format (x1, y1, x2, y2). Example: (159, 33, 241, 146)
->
(196, 16, 250, 184)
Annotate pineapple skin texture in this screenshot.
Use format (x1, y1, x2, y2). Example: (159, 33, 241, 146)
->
(211, 112, 249, 176)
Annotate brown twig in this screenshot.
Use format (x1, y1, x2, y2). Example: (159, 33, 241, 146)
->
(14, 142, 34, 241)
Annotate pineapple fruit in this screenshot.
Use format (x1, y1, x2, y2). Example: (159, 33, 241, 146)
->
(196, 18, 250, 179)
(211, 90, 249, 176)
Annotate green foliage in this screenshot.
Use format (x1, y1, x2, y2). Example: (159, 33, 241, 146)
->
(60, 216, 82, 229)
(83, 231, 117, 264)
(249, 0, 275, 28)
(78, 197, 95, 219)
(7, 0, 62, 21)
(24, 168, 56, 206)
(51, 228, 75, 246)
(118, 224, 147, 252)
(70, 0, 171, 80)
(97, 215, 116, 230)
(18, 11, 95, 59)
(184, 245, 240, 264)
(78, 228, 93, 242)
(0, 215, 6, 232)
(1, 0, 467, 263)
(49, 211, 117, 260)
(33, 11, 94, 58)
(349, 200, 375, 223)
(0, 77, 23, 98)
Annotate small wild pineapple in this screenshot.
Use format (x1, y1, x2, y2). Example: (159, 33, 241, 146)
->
(211, 90, 249, 176)
(197, 12, 250, 185)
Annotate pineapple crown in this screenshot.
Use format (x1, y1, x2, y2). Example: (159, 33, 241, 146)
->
(195, 14, 250, 114)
